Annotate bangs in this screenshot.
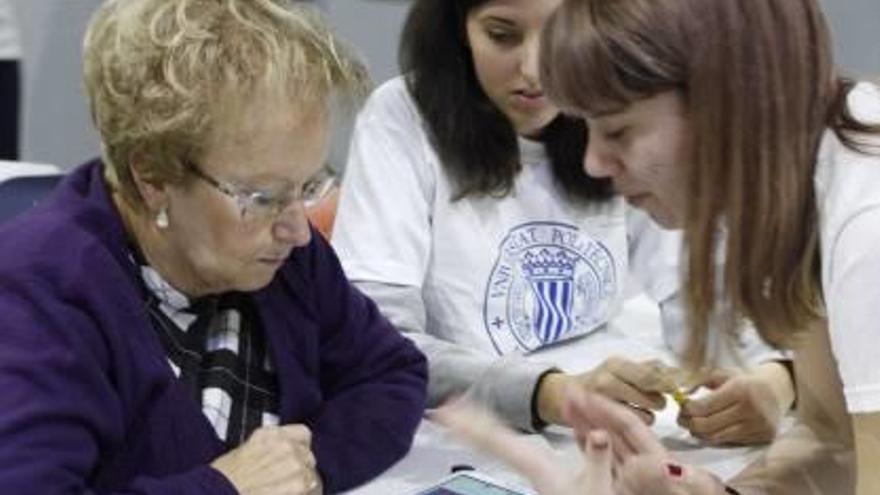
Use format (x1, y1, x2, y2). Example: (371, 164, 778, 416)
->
(540, 0, 684, 117)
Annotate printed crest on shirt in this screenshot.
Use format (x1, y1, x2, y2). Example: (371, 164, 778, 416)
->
(483, 222, 617, 355)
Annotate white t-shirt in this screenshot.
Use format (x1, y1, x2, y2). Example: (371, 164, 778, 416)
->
(334, 77, 679, 356)
(333, 77, 779, 428)
(0, 0, 20, 61)
(814, 82, 880, 414)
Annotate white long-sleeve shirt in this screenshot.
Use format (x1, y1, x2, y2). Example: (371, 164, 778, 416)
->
(333, 76, 782, 430)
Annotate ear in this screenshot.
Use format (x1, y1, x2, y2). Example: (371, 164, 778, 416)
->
(129, 162, 169, 214)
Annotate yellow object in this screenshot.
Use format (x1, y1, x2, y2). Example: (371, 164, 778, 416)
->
(671, 388, 690, 407)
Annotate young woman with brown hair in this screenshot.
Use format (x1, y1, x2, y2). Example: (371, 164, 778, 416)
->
(443, 0, 880, 493)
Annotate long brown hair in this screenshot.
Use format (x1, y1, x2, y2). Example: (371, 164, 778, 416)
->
(540, 0, 880, 366)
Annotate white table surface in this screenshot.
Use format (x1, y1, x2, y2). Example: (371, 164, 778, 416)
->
(346, 295, 769, 495)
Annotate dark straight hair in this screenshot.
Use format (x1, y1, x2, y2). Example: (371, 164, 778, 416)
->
(398, 0, 613, 202)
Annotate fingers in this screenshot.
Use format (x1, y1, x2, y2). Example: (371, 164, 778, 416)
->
(618, 359, 679, 394)
(251, 424, 316, 467)
(623, 403, 656, 426)
(251, 424, 312, 446)
(678, 401, 741, 435)
(598, 377, 665, 414)
(211, 424, 320, 495)
(696, 422, 760, 446)
(678, 379, 780, 445)
(292, 442, 317, 470)
(277, 424, 313, 445)
(302, 466, 321, 494)
(694, 368, 734, 390)
(680, 382, 740, 418)
(613, 457, 671, 495)
(563, 387, 667, 461)
(614, 458, 724, 495)
(608, 358, 669, 393)
(583, 358, 669, 410)
(581, 429, 613, 486)
(679, 406, 775, 445)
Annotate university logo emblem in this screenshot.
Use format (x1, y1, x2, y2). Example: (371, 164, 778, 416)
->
(483, 222, 617, 355)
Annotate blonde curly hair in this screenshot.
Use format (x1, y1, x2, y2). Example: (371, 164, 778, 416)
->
(83, 0, 369, 208)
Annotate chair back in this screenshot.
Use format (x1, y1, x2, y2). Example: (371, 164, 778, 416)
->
(306, 186, 339, 241)
(0, 161, 62, 224)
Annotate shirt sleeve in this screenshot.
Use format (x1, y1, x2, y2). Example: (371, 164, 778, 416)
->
(0, 284, 238, 495)
(332, 80, 434, 288)
(356, 281, 556, 433)
(826, 206, 880, 413)
(301, 234, 428, 493)
(332, 82, 555, 432)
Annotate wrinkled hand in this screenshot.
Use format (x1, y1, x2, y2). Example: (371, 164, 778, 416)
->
(537, 358, 681, 426)
(211, 424, 322, 495)
(678, 362, 795, 445)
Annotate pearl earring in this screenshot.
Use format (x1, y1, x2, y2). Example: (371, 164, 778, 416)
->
(155, 208, 169, 229)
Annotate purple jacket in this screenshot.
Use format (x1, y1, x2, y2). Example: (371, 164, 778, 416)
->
(0, 161, 427, 494)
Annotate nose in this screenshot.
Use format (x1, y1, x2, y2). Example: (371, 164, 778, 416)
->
(583, 133, 619, 179)
(521, 35, 541, 84)
(271, 200, 312, 247)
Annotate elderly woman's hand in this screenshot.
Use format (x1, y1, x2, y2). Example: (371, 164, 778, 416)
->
(211, 424, 322, 495)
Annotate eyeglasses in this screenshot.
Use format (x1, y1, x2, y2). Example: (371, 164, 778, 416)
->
(185, 161, 336, 223)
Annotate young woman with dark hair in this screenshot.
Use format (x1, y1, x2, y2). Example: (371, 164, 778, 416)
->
(397, 0, 608, 202)
(332, 0, 794, 441)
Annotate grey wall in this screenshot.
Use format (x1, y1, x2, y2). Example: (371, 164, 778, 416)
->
(317, 0, 410, 170)
(820, 0, 880, 77)
(14, 0, 102, 167)
(12, 0, 879, 169)
(319, 0, 409, 87)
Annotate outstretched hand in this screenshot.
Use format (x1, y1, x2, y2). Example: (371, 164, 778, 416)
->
(434, 388, 729, 495)
(433, 400, 615, 495)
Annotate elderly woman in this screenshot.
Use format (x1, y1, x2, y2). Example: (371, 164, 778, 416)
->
(0, 1, 427, 494)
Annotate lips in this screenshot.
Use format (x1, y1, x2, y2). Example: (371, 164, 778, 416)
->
(515, 89, 544, 98)
(513, 89, 545, 101)
(511, 89, 548, 111)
